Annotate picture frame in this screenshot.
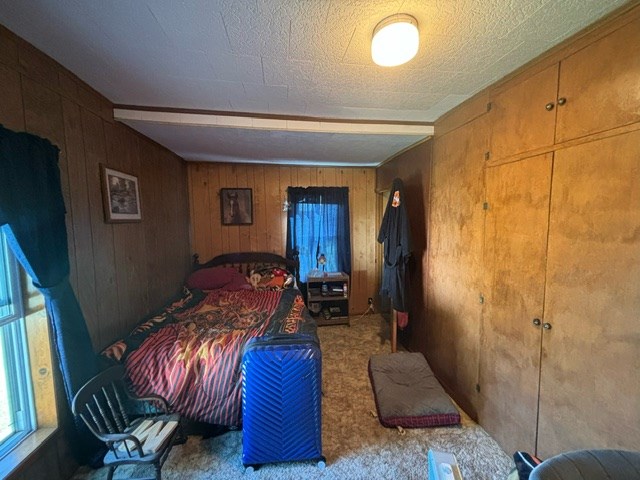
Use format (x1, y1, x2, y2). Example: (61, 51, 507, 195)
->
(220, 188, 253, 225)
(100, 164, 142, 223)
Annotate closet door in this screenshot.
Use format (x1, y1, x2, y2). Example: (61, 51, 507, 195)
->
(479, 153, 553, 454)
(555, 16, 640, 143)
(489, 64, 559, 161)
(537, 131, 640, 458)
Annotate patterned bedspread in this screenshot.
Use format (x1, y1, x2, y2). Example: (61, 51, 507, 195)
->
(101, 287, 311, 426)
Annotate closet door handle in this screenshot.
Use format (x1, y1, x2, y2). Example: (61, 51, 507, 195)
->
(557, 97, 567, 106)
(545, 102, 555, 111)
(532, 318, 541, 327)
(543, 322, 552, 330)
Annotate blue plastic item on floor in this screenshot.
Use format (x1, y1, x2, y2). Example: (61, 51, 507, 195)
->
(428, 450, 464, 480)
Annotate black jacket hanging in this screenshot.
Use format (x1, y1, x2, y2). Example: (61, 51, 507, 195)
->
(377, 178, 412, 312)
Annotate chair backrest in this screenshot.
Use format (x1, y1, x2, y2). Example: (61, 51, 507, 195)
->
(530, 449, 640, 480)
(72, 365, 132, 439)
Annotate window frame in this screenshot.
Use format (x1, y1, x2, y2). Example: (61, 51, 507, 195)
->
(0, 231, 36, 459)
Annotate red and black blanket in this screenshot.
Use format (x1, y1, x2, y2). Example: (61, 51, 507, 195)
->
(101, 287, 312, 426)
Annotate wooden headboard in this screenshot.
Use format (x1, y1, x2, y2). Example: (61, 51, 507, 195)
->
(193, 252, 300, 284)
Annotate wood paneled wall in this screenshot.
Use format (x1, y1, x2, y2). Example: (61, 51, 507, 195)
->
(187, 162, 378, 314)
(375, 141, 432, 352)
(426, 2, 640, 454)
(427, 117, 488, 419)
(0, 25, 191, 479)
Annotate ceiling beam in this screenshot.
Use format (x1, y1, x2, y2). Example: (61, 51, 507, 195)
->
(113, 107, 434, 137)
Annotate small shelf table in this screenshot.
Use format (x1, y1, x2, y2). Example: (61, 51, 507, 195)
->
(307, 272, 350, 327)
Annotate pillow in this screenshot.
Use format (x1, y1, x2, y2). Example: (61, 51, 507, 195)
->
(221, 273, 252, 291)
(186, 266, 244, 290)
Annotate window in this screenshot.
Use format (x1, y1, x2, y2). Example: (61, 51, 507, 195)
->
(286, 187, 351, 283)
(0, 230, 35, 458)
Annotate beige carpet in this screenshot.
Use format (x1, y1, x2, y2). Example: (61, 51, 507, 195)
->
(72, 314, 513, 479)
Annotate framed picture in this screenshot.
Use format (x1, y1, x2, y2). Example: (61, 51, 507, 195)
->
(220, 188, 253, 225)
(100, 164, 142, 223)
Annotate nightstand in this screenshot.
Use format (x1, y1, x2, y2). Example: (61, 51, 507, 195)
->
(306, 272, 350, 326)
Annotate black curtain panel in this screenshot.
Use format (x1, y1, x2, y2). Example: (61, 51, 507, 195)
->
(0, 124, 98, 409)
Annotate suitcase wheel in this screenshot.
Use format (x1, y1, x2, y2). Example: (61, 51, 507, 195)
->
(243, 464, 259, 474)
(317, 457, 327, 470)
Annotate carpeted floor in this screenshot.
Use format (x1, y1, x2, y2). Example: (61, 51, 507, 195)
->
(72, 314, 513, 479)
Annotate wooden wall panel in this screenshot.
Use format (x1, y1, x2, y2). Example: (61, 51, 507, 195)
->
(250, 165, 266, 252)
(187, 163, 378, 314)
(61, 99, 98, 329)
(0, 64, 24, 131)
(18, 42, 61, 91)
(81, 110, 119, 348)
(104, 123, 148, 337)
(434, 93, 491, 138)
(364, 169, 378, 315)
(0, 25, 19, 67)
(0, 25, 191, 479)
(140, 143, 164, 311)
(426, 117, 488, 418)
(189, 163, 214, 263)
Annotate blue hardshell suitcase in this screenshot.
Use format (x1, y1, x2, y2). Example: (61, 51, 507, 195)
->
(242, 334, 324, 470)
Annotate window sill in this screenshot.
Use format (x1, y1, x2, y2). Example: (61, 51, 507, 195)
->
(0, 427, 57, 479)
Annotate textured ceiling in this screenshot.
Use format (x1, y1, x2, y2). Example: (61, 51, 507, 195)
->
(122, 119, 427, 166)
(0, 0, 628, 165)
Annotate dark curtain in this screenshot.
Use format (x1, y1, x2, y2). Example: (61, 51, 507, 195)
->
(0, 124, 98, 406)
(286, 187, 351, 282)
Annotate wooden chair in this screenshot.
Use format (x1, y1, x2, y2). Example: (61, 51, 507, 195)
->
(72, 365, 182, 480)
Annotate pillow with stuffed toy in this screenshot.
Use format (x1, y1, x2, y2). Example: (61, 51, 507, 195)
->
(248, 266, 295, 290)
(186, 267, 247, 290)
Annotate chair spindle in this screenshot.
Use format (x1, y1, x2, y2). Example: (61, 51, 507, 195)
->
(93, 393, 116, 434)
(85, 403, 107, 434)
(112, 382, 131, 428)
(103, 385, 125, 432)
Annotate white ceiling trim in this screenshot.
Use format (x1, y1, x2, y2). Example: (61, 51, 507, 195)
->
(113, 108, 434, 137)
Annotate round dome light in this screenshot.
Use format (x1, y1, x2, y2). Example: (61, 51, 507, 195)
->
(371, 14, 419, 67)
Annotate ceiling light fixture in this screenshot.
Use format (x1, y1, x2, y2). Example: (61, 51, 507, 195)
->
(371, 14, 419, 67)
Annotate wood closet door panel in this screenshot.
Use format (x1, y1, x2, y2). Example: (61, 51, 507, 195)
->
(489, 64, 559, 161)
(537, 131, 640, 458)
(427, 118, 488, 417)
(479, 153, 553, 454)
(556, 16, 640, 143)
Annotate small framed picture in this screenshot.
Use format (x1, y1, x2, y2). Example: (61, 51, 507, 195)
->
(100, 164, 142, 223)
(220, 188, 253, 225)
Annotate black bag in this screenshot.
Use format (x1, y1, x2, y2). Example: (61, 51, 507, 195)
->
(511, 451, 542, 480)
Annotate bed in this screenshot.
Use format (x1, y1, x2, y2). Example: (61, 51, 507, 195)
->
(100, 252, 318, 427)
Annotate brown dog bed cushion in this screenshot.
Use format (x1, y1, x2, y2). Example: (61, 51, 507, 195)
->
(368, 352, 460, 428)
